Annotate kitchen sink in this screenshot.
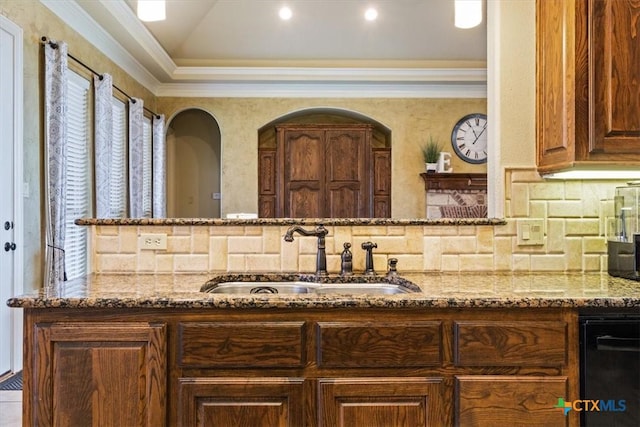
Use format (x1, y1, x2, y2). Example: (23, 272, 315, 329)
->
(201, 274, 421, 295)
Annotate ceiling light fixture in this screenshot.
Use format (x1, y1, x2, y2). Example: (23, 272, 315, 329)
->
(364, 7, 378, 21)
(455, 0, 482, 29)
(279, 6, 293, 20)
(137, 0, 166, 22)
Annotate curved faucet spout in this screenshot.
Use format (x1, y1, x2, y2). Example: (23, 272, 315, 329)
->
(284, 225, 329, 275)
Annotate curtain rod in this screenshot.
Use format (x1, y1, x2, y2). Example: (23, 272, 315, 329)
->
(41, 36, 160, 119)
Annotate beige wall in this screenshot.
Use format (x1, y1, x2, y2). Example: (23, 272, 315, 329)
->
(158, 98, 488, 218)
(1, 0, 157, 291)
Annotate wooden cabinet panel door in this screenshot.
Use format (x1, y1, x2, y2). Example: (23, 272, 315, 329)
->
(325, 129, 368, 218)
(536, 0, 577, 171)
(588, 0, 640, 159)
(282, 129, 325, 217)
(271, 124, 388, 218)
(30, 322, 167, 427)
(456, 376, 568, 427)
(178, 377, 305, 427)
(318, 377, 447, 427)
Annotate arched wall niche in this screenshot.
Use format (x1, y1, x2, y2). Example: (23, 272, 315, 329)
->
(166, 108, 222, 218)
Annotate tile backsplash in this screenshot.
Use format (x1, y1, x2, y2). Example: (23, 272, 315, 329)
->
(90, 168, 621, 274)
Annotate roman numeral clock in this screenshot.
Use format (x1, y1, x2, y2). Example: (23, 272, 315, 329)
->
(451, 113, 488, 164)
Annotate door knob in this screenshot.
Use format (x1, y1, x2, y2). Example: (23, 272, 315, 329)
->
(4, 242, 16, 251)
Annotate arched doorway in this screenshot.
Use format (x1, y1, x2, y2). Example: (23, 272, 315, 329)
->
(166, 109, 221, 218)
(258, 108, 391, 218)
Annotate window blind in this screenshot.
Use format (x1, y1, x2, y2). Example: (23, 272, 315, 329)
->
(64, 70, 91, 281)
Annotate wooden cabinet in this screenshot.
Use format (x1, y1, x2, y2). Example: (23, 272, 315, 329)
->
(318, 377, 446, 427)
(178, 377, 305, 427)
(25, 320, 167, 427)
(536, 0, 640, 173)
(22, 307, 578, 427)
(258, 124, 391, 218)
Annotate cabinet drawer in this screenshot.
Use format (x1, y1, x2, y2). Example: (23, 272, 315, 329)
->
(317, 321, 442, 368)
(178, 322, 305, 368)
(454, 321, 567, 367)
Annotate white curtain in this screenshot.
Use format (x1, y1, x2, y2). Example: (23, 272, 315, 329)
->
(94, 73, 113, 218)
(152, 114, 166, 218)
(129, 98, 144, 217)
(43, 41, 68, 287)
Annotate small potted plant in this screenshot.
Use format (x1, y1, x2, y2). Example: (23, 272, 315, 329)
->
(422, 136, 441, 173)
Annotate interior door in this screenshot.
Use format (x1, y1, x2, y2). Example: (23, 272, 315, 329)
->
(0, 15, 23, 375)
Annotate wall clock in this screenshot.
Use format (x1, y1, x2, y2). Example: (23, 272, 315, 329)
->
(451, 113, 488, 164)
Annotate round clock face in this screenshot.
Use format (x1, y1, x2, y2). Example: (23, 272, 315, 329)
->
(451, 113, 488, 164)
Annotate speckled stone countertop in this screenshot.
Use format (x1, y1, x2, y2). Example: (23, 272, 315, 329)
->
(75, 217, 506, 226)
(7, 272, 640, 309)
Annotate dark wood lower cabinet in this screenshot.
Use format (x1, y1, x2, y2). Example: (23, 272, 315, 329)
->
(318, 377, 447, 426)
(22, 308, 579, 426)
(178, 377, 305, 427)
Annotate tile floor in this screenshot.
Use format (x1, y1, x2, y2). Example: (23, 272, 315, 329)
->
(0, 390, 21, 426)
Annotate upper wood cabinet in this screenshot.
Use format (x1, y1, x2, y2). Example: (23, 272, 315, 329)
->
(259, 124, 391, 218)
(537, 0, 640, 173)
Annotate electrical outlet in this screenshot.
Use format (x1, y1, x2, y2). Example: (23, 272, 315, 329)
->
(517, 219, 545, 246)
(139, 233, 167, 250)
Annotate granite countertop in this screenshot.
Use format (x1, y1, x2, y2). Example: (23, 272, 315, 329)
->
(7, 272, 640, 309)
(74, 217, 506, 226)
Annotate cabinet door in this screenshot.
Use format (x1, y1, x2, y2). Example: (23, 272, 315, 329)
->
(318, 377, 448, 427)
(536, 0, 577, 171)
(30, 322, 167, 427)
(178, 377, 305, 427)
(456, 376, 568, 426)
(324, 128, 369, 218)
(281, 128, 325, 217)
(588, 0, 640, 159)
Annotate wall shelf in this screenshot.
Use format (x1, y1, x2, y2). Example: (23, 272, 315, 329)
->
(419, 173, 487, 192)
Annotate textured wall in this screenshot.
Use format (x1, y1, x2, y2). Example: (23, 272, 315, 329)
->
(157, 98, 488, 218)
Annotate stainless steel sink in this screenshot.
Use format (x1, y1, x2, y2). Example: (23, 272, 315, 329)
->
(201, 274, 420, 295)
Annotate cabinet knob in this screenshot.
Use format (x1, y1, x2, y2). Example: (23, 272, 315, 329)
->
(4, 242, 16, 251)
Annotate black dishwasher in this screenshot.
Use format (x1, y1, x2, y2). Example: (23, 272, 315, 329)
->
(580, 314, 640, 426)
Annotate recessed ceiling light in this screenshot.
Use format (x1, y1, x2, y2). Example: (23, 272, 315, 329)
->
(364, 7, 378, 21)
(279, 6, 292, 20)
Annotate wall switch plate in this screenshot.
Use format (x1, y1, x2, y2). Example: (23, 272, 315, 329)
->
(517, 219, 545, 246)
(139, 233, 167, 250)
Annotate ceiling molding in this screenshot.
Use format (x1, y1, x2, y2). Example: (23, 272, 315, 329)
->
(41, 0, 487, 99)
(155, 82, 487, 98)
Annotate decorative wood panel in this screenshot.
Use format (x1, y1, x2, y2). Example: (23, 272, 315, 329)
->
(456, 376, 568, 426)
(454, 321, 567, 367)
(258, 149, 277, 217)
(178, 321, 306, 368)
(178, 377, 305, 427)
(317, 321, 442, 368)
(318, 377, 447, 427)
(32, 322, 167, 427)
(372, 148, 391, 217)
(283, 129, 324, 217)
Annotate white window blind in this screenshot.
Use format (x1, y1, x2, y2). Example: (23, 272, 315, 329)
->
(64, 71, 91, 281)
(142, 116, 152, 217)
(110, 97, 127, 217)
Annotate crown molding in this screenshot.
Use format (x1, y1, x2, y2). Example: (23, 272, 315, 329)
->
(155, 82, 487, 98)
(41, 0, 487, 98)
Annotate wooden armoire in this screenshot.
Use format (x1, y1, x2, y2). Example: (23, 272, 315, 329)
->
(258, 124, 390, 218)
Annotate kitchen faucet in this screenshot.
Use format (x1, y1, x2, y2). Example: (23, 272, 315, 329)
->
(284, 225, 329, 276)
